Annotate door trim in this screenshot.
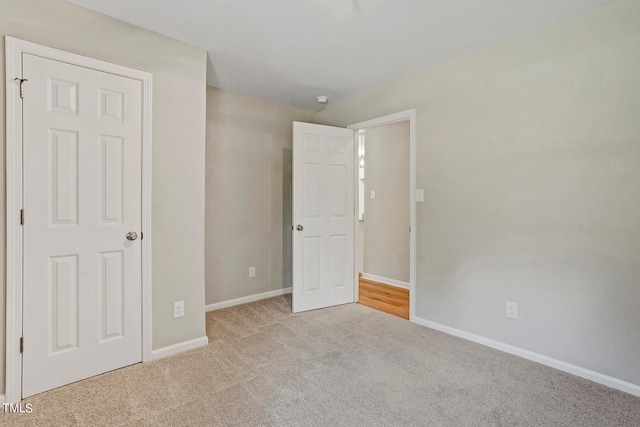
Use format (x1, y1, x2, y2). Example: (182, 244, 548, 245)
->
(348, 109, 416, 322)
(4, 36, 153, 403)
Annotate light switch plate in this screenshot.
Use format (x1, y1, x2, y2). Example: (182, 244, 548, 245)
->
(370, 190, 376, 199)
(416, 189, 425, 203)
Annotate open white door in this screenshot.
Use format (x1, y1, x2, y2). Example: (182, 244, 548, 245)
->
(292, 122, 355, 312)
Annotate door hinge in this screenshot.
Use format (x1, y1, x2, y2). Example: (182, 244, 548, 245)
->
(20, 209, 24, 225)
(14, 78, 28, 99)
(20, 337, 24, 354)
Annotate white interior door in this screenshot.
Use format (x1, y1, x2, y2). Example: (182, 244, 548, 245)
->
(292, 122, 355, 312)
(22, 53, 143, 397)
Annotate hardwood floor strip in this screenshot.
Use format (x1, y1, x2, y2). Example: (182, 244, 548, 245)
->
(358, 277, 409, 319)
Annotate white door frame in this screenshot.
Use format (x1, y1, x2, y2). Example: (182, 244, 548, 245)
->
(348, 109, 416, 322)
(4, 37, 153, 403)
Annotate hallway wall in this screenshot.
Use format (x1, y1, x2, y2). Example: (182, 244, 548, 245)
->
(363, 121, 410, 283)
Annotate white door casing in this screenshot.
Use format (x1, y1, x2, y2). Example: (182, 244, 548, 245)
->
(292, 122, 355, 313)
(5, 37, 153, 403)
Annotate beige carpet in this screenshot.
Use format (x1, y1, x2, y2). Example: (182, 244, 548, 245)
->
(2, 294, 639, 426)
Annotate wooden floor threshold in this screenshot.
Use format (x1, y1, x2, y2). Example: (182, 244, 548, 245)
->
(358, 277, 409, 320)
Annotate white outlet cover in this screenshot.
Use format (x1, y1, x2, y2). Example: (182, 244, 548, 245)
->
(370, 190, 376, 199)
(505, 301, 518, 319)
(173, 301, 185, 318)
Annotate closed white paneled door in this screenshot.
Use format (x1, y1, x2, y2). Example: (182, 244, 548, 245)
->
(22, 54, 143, 397)
(292, 122, 355, 312)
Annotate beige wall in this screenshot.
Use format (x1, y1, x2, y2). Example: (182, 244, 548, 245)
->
(363, 121, 410, 283)
(0, 0, 208, 393)
(205, 87, 310, 305)
(312, 0, 640, 386)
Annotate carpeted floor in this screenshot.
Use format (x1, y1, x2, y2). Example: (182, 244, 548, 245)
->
(2, 294, 639, 426)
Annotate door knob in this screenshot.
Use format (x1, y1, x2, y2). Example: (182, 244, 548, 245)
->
(126, 231, 138, 241)
(296, 225, 304, 231)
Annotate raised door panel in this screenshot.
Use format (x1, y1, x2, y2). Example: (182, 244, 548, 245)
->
(100, 251, 125, 342)
(303, 163, 321, 220)
(48, 78, 78, 115)
(49, 129, 79, 226)
(330, 236, 346, 289)
(100, 135, 125, 224)
(49, 255, 79, 354)
(330, 165, 347, 218)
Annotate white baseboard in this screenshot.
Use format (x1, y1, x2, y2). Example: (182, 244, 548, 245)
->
(152, 336, 209, 361)
(205, 287, 292, 312)
(361, 273, 409, 290)
(413, 316, 640, 398)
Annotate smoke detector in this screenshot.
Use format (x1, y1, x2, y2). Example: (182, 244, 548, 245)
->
(316, 96, 328, 104)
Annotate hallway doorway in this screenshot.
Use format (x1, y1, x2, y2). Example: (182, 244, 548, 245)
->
(348, 110, 416, 321)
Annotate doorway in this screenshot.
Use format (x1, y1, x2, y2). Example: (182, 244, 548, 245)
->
(290, 111, 415, 318)
(348, 110, 416, 320)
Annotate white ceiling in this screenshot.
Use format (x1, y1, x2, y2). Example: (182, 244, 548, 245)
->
(68, 0, 615, 110)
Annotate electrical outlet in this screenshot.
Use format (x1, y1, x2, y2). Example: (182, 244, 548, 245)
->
(505, 301, 518, 319)
(249, 266, 256, 278)
(174, 301, 185, 319)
